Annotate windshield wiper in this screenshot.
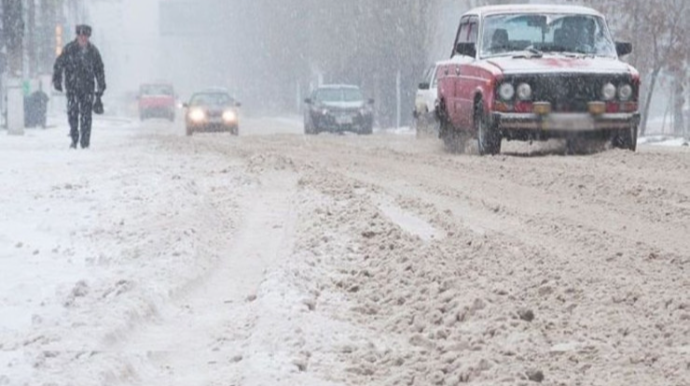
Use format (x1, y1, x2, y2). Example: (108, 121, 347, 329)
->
(526, 47, 544, 56)
(512, 48, 544, 59)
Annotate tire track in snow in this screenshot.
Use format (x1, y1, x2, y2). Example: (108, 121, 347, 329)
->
(107, 171, 299, 385)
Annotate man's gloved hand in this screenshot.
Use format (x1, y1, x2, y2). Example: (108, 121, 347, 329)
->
(96, 90, 104, 98)
(53, 82, 63, 92)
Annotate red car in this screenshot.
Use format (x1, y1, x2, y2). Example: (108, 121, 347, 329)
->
(138, 83, 176, 122)
(436, 5, 640, 155)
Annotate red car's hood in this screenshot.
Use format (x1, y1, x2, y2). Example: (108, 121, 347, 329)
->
(486, 55, 634, 75)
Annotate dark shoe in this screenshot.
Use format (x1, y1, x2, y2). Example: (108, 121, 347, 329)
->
(70, 143, 77, 149)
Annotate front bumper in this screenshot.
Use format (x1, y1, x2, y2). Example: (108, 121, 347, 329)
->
(312, 113, 373, 133)
(141, 107, 174, 117)
(492, 112, 640, 132)
(187, 121, 238, 132)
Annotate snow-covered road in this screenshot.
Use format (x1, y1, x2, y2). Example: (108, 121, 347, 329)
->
(1, 117, 689, 386)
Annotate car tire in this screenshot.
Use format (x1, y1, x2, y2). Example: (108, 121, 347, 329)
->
(360, 125, 373, 135)
(439, 111, 465, 154)
(231, 126, 239, 136)
(415, 116, 426, 139)
(476, 103, 501, 156)
(186, 126, 193, 136)
(306, 121, 319, 135)
(612, 124, 638, 152)
(416, 113, 438, 139)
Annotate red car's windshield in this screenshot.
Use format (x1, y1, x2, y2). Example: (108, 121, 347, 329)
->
(481, 13, 617, 58)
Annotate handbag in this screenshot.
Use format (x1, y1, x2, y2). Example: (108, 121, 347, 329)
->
(93, 95, 104, 115)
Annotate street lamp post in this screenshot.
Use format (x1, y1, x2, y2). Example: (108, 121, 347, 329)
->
(2, 0, 25, 134)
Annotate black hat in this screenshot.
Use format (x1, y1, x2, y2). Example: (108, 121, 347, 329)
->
(76, 24, 92, 37)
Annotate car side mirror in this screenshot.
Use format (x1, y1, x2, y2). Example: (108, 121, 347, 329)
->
(235, 102, 242, 107)
(304, 98, 312, 104)
(182, 103, 189, 108)
(456, 42, 477, 58)
(368, 98, 375, 105)
(615, 42, 632, 57)
(418, 82, 430, 90)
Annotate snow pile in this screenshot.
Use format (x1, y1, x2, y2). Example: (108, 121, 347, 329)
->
(275, 165, 690, 386)
(639, 135, 690, 147)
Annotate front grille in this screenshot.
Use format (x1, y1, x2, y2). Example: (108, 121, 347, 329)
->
(504, 74, 635, 113)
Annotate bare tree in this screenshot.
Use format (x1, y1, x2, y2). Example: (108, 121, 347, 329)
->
(584, 0, 689, 136)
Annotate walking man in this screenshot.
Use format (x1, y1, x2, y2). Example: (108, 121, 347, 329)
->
(53, 24, 106, 149)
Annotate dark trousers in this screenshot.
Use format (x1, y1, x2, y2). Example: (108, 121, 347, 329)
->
(67, 92, 94, 148)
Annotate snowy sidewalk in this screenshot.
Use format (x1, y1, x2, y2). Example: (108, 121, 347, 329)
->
(0, 121, 252, 385)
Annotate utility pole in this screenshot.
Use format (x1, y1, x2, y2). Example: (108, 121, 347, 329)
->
(2, 0, 24, 77)
(2, 0, 25, 134)
(27, 0, 36, 77)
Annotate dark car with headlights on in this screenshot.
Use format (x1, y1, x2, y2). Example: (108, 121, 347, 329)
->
(304, 85, 374, 135)
(436, 5, 640, 155)
(184, 90, 241, 136)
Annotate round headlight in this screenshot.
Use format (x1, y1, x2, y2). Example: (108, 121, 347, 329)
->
(602, 83, 617, 101)
(321, 108, 329, 116)
(618, 84, 633, 101)
(223, 110, 238, 122)
(516, 83, 532, 101)
(499, 83, 515, 101)
(189, 108, 206, 122)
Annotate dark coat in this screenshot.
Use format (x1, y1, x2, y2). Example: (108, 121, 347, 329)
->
(53, 40, 106, 95)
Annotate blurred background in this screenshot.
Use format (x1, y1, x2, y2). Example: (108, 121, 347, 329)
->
(0, 0, 688, 134)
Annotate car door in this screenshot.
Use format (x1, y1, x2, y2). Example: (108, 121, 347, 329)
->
(456, 16, 479, 130)
(305, 90, 316, 126)
(425, 65, 439, 114)
(447, 17, 470, 127)
(416, 65, 434, 115)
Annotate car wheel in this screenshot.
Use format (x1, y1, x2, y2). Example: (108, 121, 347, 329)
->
(416, 114, 438, 139)
(186, 126, 193, 136)
(476, 103, 501, 156)
(413, 110, 422, 138)
(440, 112, 465, 154)
(231, 126, 239, 136)
(305, 119, 318, 135)
(360, 125, 373, 135)
(612, 124, 638, 152)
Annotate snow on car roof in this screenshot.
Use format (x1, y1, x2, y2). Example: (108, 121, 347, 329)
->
(467, 4, 603, 18)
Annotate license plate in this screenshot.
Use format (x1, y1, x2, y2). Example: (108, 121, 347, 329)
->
(336, 116, 353, 125)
